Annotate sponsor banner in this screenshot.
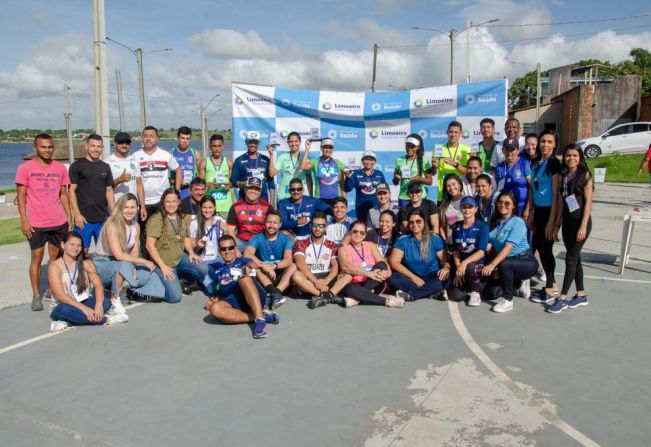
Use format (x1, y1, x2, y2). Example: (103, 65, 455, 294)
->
(232, 83, 276, 118)
(410, 116, 452, 149)
(232, 117, 276, 151)
(364, 119, 411, 151)
(275, 87, 320, 118)
(274, 116, 322, 151)
(456, 80, 507, 117)
(318, 91, 365, 121)
(409, 85, 457, 118)
(456, 115, 506, 151)
(364, 91, 410, 120)
(319, 118, 365, 151)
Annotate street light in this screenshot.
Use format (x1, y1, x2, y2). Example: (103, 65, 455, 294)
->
(200, 93, 221, 158)
(411, 18, 499, 85)
(106, 36, 173, 131)
(508, 60, 542, 131)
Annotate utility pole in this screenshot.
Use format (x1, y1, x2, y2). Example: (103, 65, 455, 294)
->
(64, 85, 74, 165)
(92, 0, 110, 157)
(449, 29, 457, 84)
(466, 20, 472, 83)
(536, 62, 541, 132)
(371, 43, 378, 92)
(115, 69, 125, 131)
(135, 48, 146, 131)
(199, 93, 221, 158)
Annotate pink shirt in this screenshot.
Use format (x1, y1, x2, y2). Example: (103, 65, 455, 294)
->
(15, 159, 70, 228)
(342, 241, 379, 283)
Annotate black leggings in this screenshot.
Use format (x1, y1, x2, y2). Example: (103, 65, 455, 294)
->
(561, 217, 591, 296)
(453, 261, 485, 293)
(533, 206, 556, 289)
(342, 262, 388, 305)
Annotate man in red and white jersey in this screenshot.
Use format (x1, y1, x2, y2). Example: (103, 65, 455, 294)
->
(227, 177, 273, 253)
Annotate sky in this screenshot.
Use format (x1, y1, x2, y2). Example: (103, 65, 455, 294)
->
(0, 0, 650, 131)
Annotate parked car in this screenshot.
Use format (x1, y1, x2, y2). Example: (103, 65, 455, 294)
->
(575, 122, 651, 158)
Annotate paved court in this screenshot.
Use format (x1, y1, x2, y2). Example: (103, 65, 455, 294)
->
(1, 183, 650, 446)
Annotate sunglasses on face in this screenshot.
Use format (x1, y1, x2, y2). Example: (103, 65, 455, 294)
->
(497, 201, 513, 206)
(312, 223, 326, 228)
(219, 245, 236, 252)
(408, 190, 421, 195)
(290, 188, 303, 192)
(351, 229, 366, 235)
(408, 220, 424, 225)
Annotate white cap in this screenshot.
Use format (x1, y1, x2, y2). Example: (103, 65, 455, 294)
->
(321, 138, 335, 147)
(406, 136, 420, 146)
(361, 150, 376, 160)
(245, 130, 261, 142)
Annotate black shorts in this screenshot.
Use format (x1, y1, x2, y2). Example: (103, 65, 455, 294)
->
(29, 223, 68, 250)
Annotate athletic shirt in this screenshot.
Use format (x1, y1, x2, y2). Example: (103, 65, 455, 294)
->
(226, 199, 273, 242)
(172, 147, 197, 186)
(442, 198, 463, 242)
(275, 152, 308, 201)
(95, 221, 138, 256)
(489, 216, 530, 256)
(248, 232, 293, 263)
(204, 156, 234, 213)
(531, 157, 562, 207)
(310, 156, 345, 199)
(341, 241, 379, 283)
(393, 234, 445, 277)
(435, 143, 471, 202)
(495, 158, 531, 214)
(293, 237, 339, 274)
(134, 147, 180, 205)
(394, 156, 432, 200)
(452, 220, 489, 261)
(49, 258, 91, 314)
(477, 140, 502, 171)
(211, 258, 250, 296)
(344, 169, 387, 209)
(188, 217, 224, 263)
(476, 193, 496, 225)
(365, 229, 396, 258)
(105, 153, 141, 201)
(326, 217, 354, 244)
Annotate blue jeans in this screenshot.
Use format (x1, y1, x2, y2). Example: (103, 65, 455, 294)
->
(389, 271, 450, 300)
(93, 255, 165, 298)
(154, 253, 210, 303)
(74, 221, 105, 248)
(50, 296, 111, 325)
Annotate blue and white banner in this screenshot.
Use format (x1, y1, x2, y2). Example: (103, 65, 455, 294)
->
(232, 80, 507, 207)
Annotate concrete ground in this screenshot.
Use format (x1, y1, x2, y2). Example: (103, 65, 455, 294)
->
(0, 183, 650, 446)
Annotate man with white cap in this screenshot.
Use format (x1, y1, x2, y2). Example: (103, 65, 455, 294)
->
(343, 150, 386, 223)
(300, 137, 346, 208)
(231, 130, 275, 204)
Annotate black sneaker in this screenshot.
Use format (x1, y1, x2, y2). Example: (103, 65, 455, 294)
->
(181, 283, 192, 296)
(31, 296, 44, 311)
(307, 294, 329, 309)
(324, 291, 344, 306)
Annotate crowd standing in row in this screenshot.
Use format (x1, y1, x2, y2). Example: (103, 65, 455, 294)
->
(16, 118, 594, 339)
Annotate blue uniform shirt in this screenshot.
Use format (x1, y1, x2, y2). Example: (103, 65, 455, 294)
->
(495, 158, 531, 214)
(452, 220, 489, 261)
(248, 232, 293, 263)
(489, 216, 530, 256)
(394, 234, 445, 277)
(277, 195, 330, 237)
(210, 257, 251, 295)
(231, 152, 276, 201)
(344, 169, 387, 214)
(531, 157, 561, 207)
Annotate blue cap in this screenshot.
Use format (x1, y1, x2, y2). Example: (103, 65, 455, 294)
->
(460, 196, 478, 207)
(246, 177, 263, 189)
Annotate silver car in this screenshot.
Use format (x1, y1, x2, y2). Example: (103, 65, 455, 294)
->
(575, 122, 651, 158)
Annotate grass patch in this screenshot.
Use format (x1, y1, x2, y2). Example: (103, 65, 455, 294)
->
(0, 187, 16, 193)
(0, 217, 25, 246)
(586, 152, 647, 183)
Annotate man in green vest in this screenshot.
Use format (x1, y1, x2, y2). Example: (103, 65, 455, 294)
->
(199, 134, 234, 219)
(431, 120, 471, 203)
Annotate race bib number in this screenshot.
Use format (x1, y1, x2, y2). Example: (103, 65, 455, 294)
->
(309, 263, 327, 272)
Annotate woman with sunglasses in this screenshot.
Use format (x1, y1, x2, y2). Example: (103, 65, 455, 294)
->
(365, 210, 398, 259)
(482, 190, 538, 313)
(527, 130, 562, 303)
(546, 144, 593, 314)
(146, 188, 210, 303)
(388, 208, 450, 301)
(393, 134, 432, 207)
(338, 221, 403, 308)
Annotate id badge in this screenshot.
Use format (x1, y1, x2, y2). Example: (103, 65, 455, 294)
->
(565, 194, 580, 213)
(183, 170, 193, 184)
(401, 166, 411, 179)
(214, 172, 225, 184)
(205, 244, 217, 259)
(497, 179, 505, 191)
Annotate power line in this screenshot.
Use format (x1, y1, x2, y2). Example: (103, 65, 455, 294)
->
(484, 12, 651, 28)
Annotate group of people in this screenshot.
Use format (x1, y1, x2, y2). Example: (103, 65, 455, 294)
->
(16, 117, 594, 339)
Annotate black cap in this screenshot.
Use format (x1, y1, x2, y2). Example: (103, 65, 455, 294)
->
(114, 132, 132, 144)
(407, 181, 422, 193)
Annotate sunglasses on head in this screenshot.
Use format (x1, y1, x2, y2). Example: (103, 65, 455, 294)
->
(219, 245, 236, 252)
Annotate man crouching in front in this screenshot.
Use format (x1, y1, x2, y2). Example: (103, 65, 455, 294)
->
(203, 234, 279, 339)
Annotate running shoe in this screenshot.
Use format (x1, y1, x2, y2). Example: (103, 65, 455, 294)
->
(395, 290, 412, 302)
(491, 297, 513, 313)
(50, 320, 69, 333)
(252, 318, 267, 339)
(324, 291, 345, 306)
(467, 292, 481, 307)
(517, 279, 531, 299)
(307, 294, 329, 309)
(264, 312, 280, 325)
(181, 283, 192, 296)
(385, 297, 405, 308)
(105, 313, 129, 325)
(567, 295, 589, 309)
(270, 292, 286, 310)
(31, 296, 44, 312)
(109, 298, 127, 315)
(546, 298, 569, 314)
(530, 289, 556, 304)
(344, 297, 360, 308)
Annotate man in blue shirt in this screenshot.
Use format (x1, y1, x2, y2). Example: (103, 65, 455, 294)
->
(243, 210, 296, 309)
(231, 130, 276, 203)
(344, 150, 387, 223)
(204, 234, 279, 339)
(277, 178, 330, 238)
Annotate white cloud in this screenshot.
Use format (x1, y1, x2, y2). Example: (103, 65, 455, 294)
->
(458, 0, 552, 40)
(188, 29, 280, 60)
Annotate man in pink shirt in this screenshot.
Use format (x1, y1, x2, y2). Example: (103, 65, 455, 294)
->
(15, 134, 72, 311)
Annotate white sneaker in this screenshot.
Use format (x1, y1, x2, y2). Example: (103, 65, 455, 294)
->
(385, 296, 405, 308)
(109, 298, 127, 316)
(467, 292, 481, 307)
(539, 271, 547, 283)
(50, 320, 69, 333)
(492, 297, 513, 313)
(344, 297, 360, 308)
(517, 279, 531, 299)
(105, 313, 129, 326)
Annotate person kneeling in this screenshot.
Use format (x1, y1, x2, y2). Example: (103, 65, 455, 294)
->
(49, 232, 128, 332)
(204, 235, 279, 339)
(388, 209, 451, 301)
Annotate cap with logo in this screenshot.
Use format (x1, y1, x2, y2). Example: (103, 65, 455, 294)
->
(246, 177, 263, 189)
(376, 182, 390, 193)
(361, 150, 376, 160)
(320, 138, 335, 148)
(460, 196, 478, 207)
(245, 130, 261, 142)
(114, 132, 132, 144)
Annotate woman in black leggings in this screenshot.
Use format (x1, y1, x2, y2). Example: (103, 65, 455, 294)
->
(527, 130, 562, 303)
(547, 144, 593, 314)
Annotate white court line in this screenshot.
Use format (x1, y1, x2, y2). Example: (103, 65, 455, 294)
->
(0, 302, 144, 356)
(555, 272, 651, 285)
(448, 301, 601, 447)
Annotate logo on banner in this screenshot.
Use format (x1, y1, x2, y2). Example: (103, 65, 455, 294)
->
(234, 95, 244, 105)
(371, 102, 381, 111)
(414, 99, 424, 109)
(322, 102, 332, 111)
(321, 101, 361, 112)
(465, 94, 475, 105)
(281, 98, 291, 106)
(418, 129, 428, 139)
(328, 130, 338, 139)
(279, 130, 289, 138)
(463, 129, 470, 139)
(368, 129, 379, 139)
(418, 129, 447, 140)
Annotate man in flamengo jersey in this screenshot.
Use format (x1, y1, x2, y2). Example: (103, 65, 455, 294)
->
(172, 126, 204, 200)
(231, 130, 275, 204)
(277, 177, 330, 238)
(227, 177, 274, 253)
(16, 133, 72, 311)
(291, 211, 349, 308)
(268, 131, 310, 202)
(105, 132, 146, 219)
(300, 137, 346, 208)
(199, 134, 233, 219)
(431, 120, 471, 203)
(343, 150, 387, 224)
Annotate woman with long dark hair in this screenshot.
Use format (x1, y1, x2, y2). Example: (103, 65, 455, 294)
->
(482, 190, 538, 313)
(365, 209, 399, 259)
(48, 232, 127, 332)
(527, 130, 562, 303)
(438, 174, 464, 244)
(546, 144, 593, 314)
(393, 133, 432, 207)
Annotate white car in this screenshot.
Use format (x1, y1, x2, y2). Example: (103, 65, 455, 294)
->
(575, 122, 651, 158)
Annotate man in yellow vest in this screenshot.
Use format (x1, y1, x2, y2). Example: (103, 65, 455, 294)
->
(431, 121, 471, 203)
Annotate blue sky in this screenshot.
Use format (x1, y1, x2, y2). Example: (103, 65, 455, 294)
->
(1, 0, 650, 130)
